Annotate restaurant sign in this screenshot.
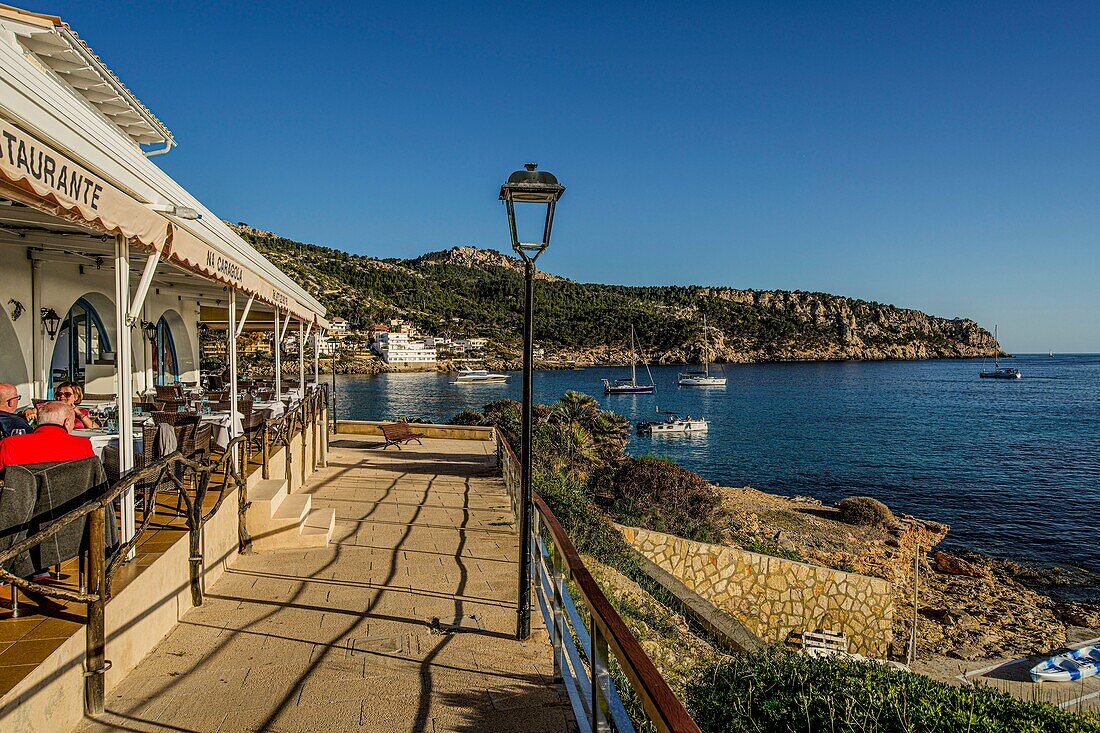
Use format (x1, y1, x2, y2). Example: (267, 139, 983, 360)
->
(0, 118, 169, 248)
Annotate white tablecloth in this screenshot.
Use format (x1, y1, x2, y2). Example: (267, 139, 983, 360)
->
(253, 400, 284, 420)
(201, 411, 242, 449)
(73, 429, 143, 460)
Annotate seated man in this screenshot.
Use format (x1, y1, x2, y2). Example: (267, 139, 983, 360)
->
(0, 401, 94, 472)
(0, 382, 31, 438)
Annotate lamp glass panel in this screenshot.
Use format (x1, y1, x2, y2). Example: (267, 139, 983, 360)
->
(510, 200, 552, 250)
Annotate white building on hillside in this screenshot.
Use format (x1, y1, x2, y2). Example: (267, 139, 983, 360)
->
(373, 330, 437, 365)
(328, 317, 350, 336)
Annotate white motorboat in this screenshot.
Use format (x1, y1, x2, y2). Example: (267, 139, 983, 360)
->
(637, 412, 708, 435)
(452, 369, 509, 385)
(679, 314, 726, 386)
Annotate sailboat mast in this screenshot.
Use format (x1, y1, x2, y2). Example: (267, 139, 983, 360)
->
(630, 326, 637, 385)
(703, 313, 710, 377)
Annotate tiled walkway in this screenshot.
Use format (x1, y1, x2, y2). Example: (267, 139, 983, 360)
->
(74, 437, 572, 733)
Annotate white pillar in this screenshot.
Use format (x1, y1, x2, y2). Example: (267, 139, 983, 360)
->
(113, 235, 136, 558)
(30, 259, 43, 399)
(273, 308, 282, 403)
(298, 320, 305, 396)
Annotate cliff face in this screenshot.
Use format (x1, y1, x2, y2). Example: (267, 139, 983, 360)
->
(696, 289, 999, 362)
(229, 224, 1001, 364)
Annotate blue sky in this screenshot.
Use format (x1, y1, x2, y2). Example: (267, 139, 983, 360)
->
(36, 1, 1099, 352)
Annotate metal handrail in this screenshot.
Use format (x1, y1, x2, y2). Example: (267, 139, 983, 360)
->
(496, 431, 700, 733)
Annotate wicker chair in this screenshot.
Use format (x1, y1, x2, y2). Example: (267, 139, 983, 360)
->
(158, 398, 191, 413)
(83, 392, 117, 402)
(154, 385, 182, 401)
(133, 401, 164, 415)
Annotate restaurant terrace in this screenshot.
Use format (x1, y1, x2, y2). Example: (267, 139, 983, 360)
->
(0, 5, 699, 732)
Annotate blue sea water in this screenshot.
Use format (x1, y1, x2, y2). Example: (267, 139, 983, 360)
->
(333, 355, 1100, 580)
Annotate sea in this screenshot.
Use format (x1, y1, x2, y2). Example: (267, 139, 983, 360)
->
(331, 354, 1100, 596)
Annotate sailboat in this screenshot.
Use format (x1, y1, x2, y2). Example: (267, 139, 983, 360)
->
(980, 325, 1022, 379)
(603, 326, 656, 395)
(678, 314, 726, 386)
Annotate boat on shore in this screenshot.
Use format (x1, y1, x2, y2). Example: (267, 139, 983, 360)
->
(603, 326, 656, 395)
(1029, 645, 1100, 682)
(637, 411, 708, 435)
(980, 326, 1022, 379)
(451, 368, 509, 385)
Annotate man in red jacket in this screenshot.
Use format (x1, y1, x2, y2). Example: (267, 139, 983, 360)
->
(0, 401, 94, 471)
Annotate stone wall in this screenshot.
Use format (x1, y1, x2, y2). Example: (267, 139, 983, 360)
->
(621, 526, 894, 656)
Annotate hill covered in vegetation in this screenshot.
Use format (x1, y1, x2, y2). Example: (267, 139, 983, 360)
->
(231, 223, 1001, 364)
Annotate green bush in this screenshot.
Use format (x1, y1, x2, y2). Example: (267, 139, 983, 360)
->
(837, 496, 894, 527)
(447, 410, 484, 426)
(590, 456, 725, 543)
(686, 649, 1100, 733)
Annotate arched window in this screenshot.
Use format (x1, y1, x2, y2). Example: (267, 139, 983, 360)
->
(50, 297, 112, 393)
(153, 316, 179, 385)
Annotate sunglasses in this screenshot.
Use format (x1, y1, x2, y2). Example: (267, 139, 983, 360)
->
(56, 391, 74, 397)
(4, 396, 17, 405)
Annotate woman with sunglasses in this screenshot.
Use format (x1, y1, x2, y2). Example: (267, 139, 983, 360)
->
(54, 381, 101, 430)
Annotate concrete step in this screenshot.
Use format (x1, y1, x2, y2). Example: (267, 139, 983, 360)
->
(298, 508, 336, 547)
(249, 479, 288, 518)
(273, 494, 311, 524)
(250, 494, 313, 552)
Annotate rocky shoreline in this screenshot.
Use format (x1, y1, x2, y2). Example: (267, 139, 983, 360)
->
(717, 486, 1100, 663)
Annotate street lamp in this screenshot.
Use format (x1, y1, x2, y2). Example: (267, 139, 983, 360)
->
(499, 162, 565, 640)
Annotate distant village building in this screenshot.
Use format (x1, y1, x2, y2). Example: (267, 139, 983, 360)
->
(328, 317, 350, 336)
(373, 331, 437, 366)
(455, 337, 487, 351)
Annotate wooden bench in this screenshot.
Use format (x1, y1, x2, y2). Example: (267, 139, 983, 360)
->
(380, 422, 424, 450)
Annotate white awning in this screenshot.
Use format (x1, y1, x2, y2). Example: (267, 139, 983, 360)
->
(0, 23, 327, 326)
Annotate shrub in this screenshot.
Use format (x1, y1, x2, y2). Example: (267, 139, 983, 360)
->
(837, 495, 894, 527)
(686, 648, 1100, 733)
(448, 410, 484, 426)
(534, 470, 639, 574)
(592, 456, 724, 543)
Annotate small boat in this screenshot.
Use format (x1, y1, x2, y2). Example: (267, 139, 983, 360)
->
(452, 369, 508, 385)
(604, 326, 656, 395)
(637, 411, 708, 435)
(679, 314, 726, 387)
(980, 325, 1022, 379)
(1029, 645, 1100, 683)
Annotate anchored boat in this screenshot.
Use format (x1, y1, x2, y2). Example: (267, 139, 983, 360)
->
(603, 326, 655, 395)
(980, 326, 1022, 379)
(637, 411, 708, 435)
(678, 314, 726, 386)
(451, 368, 509, 385)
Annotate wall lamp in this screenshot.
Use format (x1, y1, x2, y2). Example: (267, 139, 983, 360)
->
(140, 319, 158, 343)
(41, 307, 62, 340)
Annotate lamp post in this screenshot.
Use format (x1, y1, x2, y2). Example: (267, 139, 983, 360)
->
(499, 162, 565, 640)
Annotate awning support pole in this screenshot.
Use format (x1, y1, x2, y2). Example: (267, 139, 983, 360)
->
(113, 235, 136, 560)
(298, 321, 305, 397)
(313, 330, 320, 387)
(279, 309, 292, 342)
(234, 295, 255, 338)
(273, 309, 282, 404)
(125, 250, 161, 325)
(228, 290, 239, 473)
